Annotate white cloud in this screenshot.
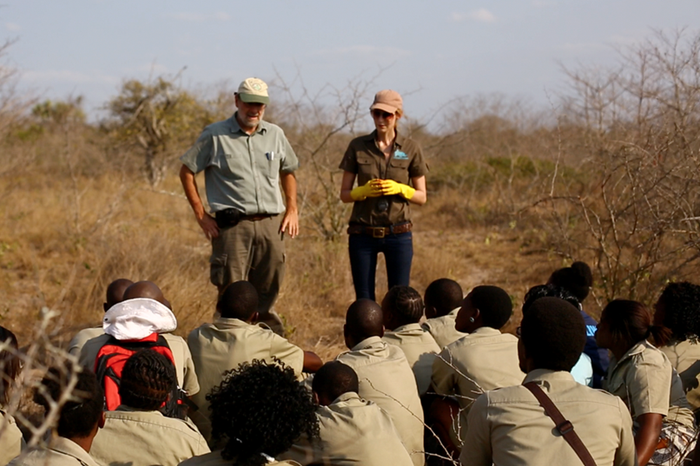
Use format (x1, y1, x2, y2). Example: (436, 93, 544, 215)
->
(451, 9, 496, 23)
(312, 45, 411, 58)
(22, 69, 120, 85)
(5, 22, 21, 32)
(169, 12, 230, 22)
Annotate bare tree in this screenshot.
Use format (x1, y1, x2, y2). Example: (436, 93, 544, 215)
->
(535, 29, 700, 304)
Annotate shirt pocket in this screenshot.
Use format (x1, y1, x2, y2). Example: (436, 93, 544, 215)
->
(356, 156, 375, 185)
(264, 151, 281, 180)
(387, 158, 410, 184)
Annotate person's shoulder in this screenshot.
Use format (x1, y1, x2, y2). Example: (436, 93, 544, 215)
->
(202, 118, 233, 136)
(179, 451, 226, 466)
(347, 133, 374, 147)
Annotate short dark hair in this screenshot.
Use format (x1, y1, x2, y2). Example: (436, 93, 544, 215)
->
(523, 284, 580, 313)
(345, 299, 384, 341)
(520, 297, 586, 372)
(312, 362, 359, 403)
(217, 281, 259, 320)
(658, 282, 700, 341)
(470, 285, 513, 329)
(424, 279, 463, 318)
(34, 366, 103, 439)
(383, 286, 424, 325)
(0, 326, 20, 406)
(119, 350, 176, 411)
(207, 360, 319, 466)
(601, 299, 671, 347)
(548, 261, 593, 302)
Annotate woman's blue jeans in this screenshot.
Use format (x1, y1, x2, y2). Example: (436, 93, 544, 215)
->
(348, 231, 413, 301)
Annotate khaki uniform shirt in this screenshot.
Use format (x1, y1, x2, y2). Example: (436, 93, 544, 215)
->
(67, 327, 104, 357)
(339, 131, 428, 226)
(180, 451, 300, 466)
(9, 437, 100, 466)
(79, 332, 200, 396)
(661, 339, 700, 412)
(1, 408, 24, 466)
(605, 339, 695, 428)
(382, 323, 441, 395)
(460, 370, 637, 466)
(180, 116, 299, 214)
(432, 327, 524, 439)
(279, 392, 413, 466)
(187, 318, 304, 442)
(421, 308, 466, 349)
(335, 336, 424, 466)
(91, 406, 210, 466)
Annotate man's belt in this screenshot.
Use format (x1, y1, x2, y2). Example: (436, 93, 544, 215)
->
(215, 209, 274, 229)
(347, 222, 412, 238)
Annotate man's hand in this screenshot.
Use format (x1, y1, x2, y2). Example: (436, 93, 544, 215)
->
(280, 208, 299, 238)
(198, 213, 220, 240)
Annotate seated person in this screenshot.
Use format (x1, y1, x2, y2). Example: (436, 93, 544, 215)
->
(280, 361, 413, 466)
(90, 350, 209, 466)
(431, 285, 524, 448)
(460, 297, 635, 466)
(79, 281, 199, 399)
(180, 360, 318, 466)
(68, 278, 133, 356)
(548, 261, 609, 387)
(1, 327, 24, 466)
(597, 299, 696, 466)
(654, 281, 700, 413)
(522, 284, 593, 386)
(187, 281, 322, 441)
(10, 366, 104, 466)
(381, 286, 440, 395)
(335, 299, 425, 466)
(421, 278, 466, 348)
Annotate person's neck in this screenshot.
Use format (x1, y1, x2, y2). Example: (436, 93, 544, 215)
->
(611, 341, 634, 361)
(67, 435, 94, 453)
(375, 129, 395, 146)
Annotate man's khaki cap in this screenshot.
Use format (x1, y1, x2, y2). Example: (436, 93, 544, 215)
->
(370, 89, 403, 114)
(237, 77, 270, 105)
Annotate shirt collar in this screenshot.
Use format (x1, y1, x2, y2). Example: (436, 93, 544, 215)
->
(392, 323, 424, 333)
(351, 336, 384, 351)
(471, 326, 503, 336)
(50, 437, 94, 465)
(214, 317, 251, 328)
(364, 130, 404, 150)
(615, 340, 650, 365)
(523, 368, 574, 385)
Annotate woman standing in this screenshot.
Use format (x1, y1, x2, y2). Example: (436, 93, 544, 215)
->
(339, 90, 428, 300)
(596, 300, 696, 466)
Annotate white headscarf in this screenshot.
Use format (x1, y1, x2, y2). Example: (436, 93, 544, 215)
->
(103, 298, 177, 340)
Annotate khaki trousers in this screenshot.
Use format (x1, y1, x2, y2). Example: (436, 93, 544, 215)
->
(210, 216, 285, 335)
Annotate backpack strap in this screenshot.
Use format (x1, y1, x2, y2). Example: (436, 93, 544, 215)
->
(523, 381, 597, 466)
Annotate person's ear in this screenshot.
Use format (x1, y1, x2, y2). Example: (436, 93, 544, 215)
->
(250, 312, 259, 324)
(98, 411, 106, 429)
(473, 308, 481, 322)
(312, 392, 320, 405)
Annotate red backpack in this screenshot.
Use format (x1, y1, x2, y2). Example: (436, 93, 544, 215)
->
(94, 333, 177, 411)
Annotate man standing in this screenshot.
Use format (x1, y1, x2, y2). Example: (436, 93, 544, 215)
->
(180, 77, 299, 335)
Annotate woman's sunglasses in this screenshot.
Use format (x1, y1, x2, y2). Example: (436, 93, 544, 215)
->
(371, 109, 395, 119)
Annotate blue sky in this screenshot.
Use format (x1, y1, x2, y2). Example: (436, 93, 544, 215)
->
(2, 1, 699, 126)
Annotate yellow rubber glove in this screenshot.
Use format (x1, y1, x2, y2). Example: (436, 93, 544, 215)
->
(377, 179, 415, 200)
(350, 179, 383, 201)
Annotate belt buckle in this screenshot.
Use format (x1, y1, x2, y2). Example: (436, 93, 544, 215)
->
(371, 227, 386, 239)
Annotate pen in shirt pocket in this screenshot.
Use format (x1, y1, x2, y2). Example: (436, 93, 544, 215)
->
(266, 151, 275, 161)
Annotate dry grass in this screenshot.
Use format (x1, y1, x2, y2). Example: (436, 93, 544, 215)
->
(0, 162, 562, 362)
